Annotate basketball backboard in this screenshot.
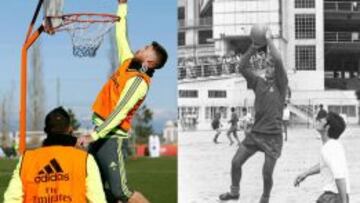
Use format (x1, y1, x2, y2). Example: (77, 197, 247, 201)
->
(43, 0, 64, 29)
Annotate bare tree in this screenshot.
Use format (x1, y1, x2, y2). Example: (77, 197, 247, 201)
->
(0, 95, 11, 148)
(108, 28, 119, 77)
(28, 40, 45, 147)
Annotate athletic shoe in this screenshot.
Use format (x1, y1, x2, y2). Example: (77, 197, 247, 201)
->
(219, 192, 239, 201)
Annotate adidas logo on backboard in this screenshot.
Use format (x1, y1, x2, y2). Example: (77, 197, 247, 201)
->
(34, 158, 70, 183)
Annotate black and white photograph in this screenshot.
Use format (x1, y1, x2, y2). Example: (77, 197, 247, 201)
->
(178, 0, 360, 202)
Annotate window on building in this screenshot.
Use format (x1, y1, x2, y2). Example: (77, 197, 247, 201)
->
(178, 7, 185, 19)
(198, 30, 213, 44)
(295, 45, 316, 70)
(328, 105, 356, 117)
(295, 0, 315, 8)
(178, 106, 199, 119)
(208, 90, 227, 98)
(295, 14, 315, 39)
(179, 90, 198, 98)
(178, 32, 185, 46)
(205, 106, 228, 119)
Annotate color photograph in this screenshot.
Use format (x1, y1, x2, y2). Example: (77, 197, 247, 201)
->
(0, 1, 177, 203)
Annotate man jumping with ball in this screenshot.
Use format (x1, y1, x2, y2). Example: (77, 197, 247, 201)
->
(219, 27, 288, 203)
(78, 0, 168, 202)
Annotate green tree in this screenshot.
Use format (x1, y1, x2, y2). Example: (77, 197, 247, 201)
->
(132, 105, 154, 143)
(67, 108, 81, 131)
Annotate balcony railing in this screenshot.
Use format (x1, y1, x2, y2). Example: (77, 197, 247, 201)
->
(325, 32, 360, 43)
(178, 17, 213, 28)
(324, 1, 360, 12)
(178, 63, 237, 80)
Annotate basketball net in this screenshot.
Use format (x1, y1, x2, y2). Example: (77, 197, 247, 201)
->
(46, 14, 120, 57)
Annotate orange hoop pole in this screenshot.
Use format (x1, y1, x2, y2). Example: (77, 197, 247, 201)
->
(19, 26, 44, 154)
(19, 0, 44, 154)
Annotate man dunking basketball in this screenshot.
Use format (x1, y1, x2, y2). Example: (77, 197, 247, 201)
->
(77, 0, 168, 202)
(219, 28, 288, 203)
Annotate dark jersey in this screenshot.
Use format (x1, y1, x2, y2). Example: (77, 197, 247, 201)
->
(229, 112, 239, 127)
(239, 46, 288, 135)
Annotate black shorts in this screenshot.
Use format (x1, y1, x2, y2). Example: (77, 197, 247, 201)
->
(242, 131, 283, 159)
(212, 121, 220, 130)
(227, 125, 237, 133)
(316, 192, 349, 203)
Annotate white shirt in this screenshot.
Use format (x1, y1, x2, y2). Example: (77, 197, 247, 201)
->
(283, 107, 290, 121)
(320, 139, 350, 193)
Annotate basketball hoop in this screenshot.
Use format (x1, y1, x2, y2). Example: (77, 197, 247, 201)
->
(45, 13, 120, 57)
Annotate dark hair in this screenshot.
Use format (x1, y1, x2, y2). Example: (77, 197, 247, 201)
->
(231, 107, 235, 112)
(325, 112, 346, 139)
(319, 104, 323, 108)
(152, 41, 168, 69)
(44, 106, 71, 134)
(242, 107, 247, 112)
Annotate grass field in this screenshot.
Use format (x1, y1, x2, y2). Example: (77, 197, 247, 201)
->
(0, 156, 177, 203)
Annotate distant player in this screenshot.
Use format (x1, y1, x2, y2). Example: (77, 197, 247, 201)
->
(282, 103, 290, 141)
(240, 107, 253, 135)
(316, 104, 327, 121)
(227, 107, 240, 145)
(294, 112, 350, 203)
(219, 29, 288, 203)
(212, 112, 222, 144)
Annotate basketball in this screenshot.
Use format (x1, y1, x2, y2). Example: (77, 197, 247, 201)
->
(250, 24, 267, 47)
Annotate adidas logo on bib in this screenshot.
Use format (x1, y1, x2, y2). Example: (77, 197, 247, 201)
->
(34, 158, 70, 183)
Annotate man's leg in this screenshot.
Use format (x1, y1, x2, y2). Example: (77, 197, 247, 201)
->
(226, 128, 234, 145)
(260, 153, 278, 203)
(89, 137, 133, 202)
(219, 144, 256, 200)
(232, 130, 241, 145)
(231, 144, 257, 189)
(213, 129, 220, 143)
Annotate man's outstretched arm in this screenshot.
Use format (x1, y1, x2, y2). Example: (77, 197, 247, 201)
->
(237, 45, 259, 89)
(294, 163, 320, 187)
(116, 0, 134, 65)
(266, 35, 288, 95)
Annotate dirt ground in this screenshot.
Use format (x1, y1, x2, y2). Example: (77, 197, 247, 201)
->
(179, 126, 360, 203)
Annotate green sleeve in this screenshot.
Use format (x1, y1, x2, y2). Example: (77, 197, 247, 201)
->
(86, 155, 107, 203)
(4, 157, 24, 203)
(116, 3, 134, 65)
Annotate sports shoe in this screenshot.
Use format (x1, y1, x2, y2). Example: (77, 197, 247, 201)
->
(219, 192, 239, 201)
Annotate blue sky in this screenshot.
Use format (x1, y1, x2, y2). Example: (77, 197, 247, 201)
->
(0, 0, 177, 132)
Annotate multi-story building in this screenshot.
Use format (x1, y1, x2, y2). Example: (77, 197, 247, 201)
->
(178, 0, 360, 130)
